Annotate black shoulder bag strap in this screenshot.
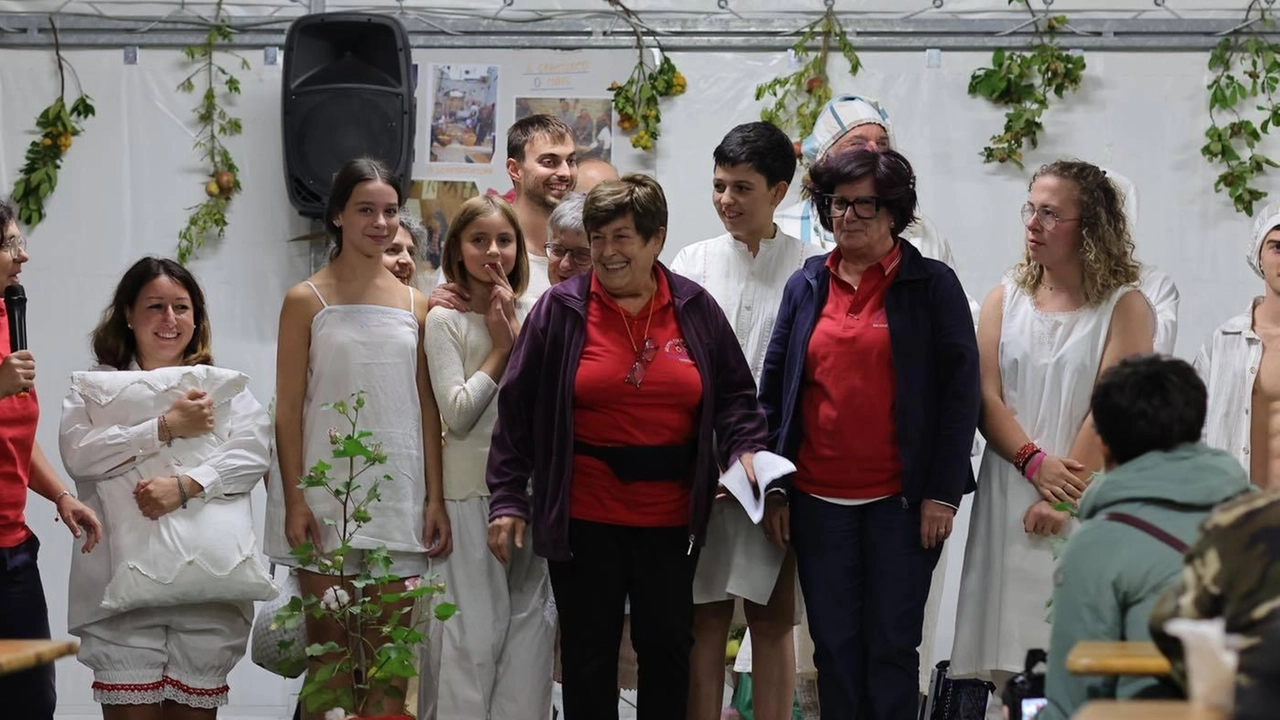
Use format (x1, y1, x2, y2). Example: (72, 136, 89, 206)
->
(1098, 511, 1190, 553)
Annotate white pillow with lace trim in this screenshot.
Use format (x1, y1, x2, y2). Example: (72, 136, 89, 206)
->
(72, 365, 278, 611)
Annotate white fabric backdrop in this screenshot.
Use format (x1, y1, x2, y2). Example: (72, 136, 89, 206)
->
(0, 42, 1266, 718)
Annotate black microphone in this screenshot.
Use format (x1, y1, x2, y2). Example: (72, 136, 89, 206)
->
(4, 284, 27, 353)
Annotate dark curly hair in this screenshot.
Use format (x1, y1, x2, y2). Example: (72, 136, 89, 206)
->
(802, 148, 918, 236)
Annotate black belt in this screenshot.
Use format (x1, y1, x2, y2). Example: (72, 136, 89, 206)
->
(573, 440, 695, 483)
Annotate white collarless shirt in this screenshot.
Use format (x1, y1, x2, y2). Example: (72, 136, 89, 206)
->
(670, 227, 824, 385)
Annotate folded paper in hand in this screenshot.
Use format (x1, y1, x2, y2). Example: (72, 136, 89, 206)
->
(719, 451, 796, 524)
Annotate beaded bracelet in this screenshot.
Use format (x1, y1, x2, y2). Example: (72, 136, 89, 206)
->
(158, 414, 174, 447)
(1013, 441, 1041, 472)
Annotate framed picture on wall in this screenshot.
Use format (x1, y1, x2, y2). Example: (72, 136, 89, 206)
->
(514, 96, 613, 164)
(428, 64, 500, 165)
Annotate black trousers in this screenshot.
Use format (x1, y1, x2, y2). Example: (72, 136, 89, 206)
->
(548, 520, 697, 720)
(0, 534, 56, 720)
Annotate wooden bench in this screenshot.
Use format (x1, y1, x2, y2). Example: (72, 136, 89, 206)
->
(1066, 640, 1172, 676)
(0, 639, 78, 676)
(1072, 700, 1225, 719)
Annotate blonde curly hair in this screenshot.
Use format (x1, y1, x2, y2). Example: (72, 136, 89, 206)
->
(1013, 160, 1140, 306)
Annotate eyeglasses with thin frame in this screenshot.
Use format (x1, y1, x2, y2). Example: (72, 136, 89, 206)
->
(0, 234, 27, 255)
(1020, 203, 1080, 231)
(824, 195, 882, 220)
(625, 337, 659, 388)
(544, 242, 593, 267)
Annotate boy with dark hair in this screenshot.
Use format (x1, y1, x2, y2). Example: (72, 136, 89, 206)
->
(671, 121, 822, 720)
(1037, 354, 1251, 720)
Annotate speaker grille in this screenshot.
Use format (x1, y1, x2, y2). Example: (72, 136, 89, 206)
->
(282, 12, 414, 218)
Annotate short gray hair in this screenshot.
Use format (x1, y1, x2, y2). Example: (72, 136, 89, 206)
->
(547, 192, 586, 238)
(398, 213, 429, 259)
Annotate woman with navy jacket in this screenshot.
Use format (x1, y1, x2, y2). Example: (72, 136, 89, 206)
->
(759, 148, 981, 720)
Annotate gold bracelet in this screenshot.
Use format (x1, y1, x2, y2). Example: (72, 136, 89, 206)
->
(158, 414, 173, 447)
(176, 475, 188, 509)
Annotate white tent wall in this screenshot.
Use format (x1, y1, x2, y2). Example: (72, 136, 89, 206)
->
(0, 5, 1269, 719)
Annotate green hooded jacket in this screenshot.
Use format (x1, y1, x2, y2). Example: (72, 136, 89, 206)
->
(1036, 443, 1252, 720)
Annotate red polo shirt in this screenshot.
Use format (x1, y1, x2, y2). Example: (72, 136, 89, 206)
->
(794, 245, 903, 499)
(0, 303, 38, 548)
(571, 271, 702, 527)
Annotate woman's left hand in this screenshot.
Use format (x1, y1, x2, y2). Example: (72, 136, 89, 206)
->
(134, 476, 190, 519)
(919, 499, 955, 549)
(739, 452, 758, 496)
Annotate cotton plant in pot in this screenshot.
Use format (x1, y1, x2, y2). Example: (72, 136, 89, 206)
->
(271, 392, 456, 720)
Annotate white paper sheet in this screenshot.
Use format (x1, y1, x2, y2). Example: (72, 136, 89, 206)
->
(720, 451, 796, 524)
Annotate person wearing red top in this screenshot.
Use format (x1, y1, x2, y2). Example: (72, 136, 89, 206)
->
(486, 174, 769, 720)
(758, 149, 980, 720)
(0, 198, 102, 720)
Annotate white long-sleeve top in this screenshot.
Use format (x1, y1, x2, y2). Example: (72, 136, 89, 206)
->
(1195, 300, 1260, 475)
(59, 365, 271, 630)
(670, 228, 823, 385)
(425, 301, 531, 500)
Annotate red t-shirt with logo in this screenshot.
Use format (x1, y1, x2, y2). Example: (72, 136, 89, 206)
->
(571, 271, 703, 527)
(794, 245, 903, 499)
(0, 303, 39, 548)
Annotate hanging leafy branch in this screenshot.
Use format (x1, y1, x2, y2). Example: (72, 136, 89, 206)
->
(968, 0, 1085, 169)
(11, 18, 95, 229)
(175, 0, 247, 265)
(606, 0, 687, 152)
(1202, 1, 1280, 217)
(754, 6, 861, 157)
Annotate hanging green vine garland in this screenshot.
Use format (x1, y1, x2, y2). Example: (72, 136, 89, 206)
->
(175, 0, 247, 265)
(968, 1, 1085, 169)
(754, 5, 861, 157)
(11, 18, 95, 230)
(606, 0, 687, 152)
(1202, 2, 1280, 217)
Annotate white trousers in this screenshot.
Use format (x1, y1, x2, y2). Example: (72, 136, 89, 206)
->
(418, 497, 555, 720)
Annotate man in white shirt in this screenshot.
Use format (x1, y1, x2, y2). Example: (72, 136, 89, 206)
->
(1196, 202, 1280, 488)
(430, 114, 578, 310)
(1101, 170, 1182, 354)
(671, 121, 820, 720)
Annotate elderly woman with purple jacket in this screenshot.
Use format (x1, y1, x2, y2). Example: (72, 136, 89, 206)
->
(485, 173, 768, 720)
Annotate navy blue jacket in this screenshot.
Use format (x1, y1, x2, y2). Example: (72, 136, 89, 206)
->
(757, 242, 980, 507)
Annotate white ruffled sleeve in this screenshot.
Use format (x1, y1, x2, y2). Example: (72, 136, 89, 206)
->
(181, 388, 271, 499)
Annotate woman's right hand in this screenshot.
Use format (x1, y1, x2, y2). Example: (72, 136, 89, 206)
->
(164, 389, 215, 439)
(1030, 454, 1089, 504)
(285, 500, 323, 553)
(484, 264, 519, 351)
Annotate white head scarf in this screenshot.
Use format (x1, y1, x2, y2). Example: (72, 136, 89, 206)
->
(801, 94, 893, 166)
(1249, 202, 1280, 279)
(1100, 168, 1138, 236)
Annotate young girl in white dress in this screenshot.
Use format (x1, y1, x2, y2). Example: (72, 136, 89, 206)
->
(949, 161, 1154, 710)
(418, 195, 552, 720)
(265, 157, 451, 720)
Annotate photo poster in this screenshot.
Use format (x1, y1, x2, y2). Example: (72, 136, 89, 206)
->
(413, 50, 643, 261)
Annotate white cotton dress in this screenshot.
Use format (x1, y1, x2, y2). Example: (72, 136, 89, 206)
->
(264, 282, 430, 566)
(949, 277, 1133, 678)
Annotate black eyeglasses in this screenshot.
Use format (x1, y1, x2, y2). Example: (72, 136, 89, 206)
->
(824, 195, 882, 220)
(545, 242, 593, 267)
(625, 337, 659, 388)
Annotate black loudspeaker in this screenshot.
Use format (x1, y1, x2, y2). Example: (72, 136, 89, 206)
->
(282, 12, 415, 218)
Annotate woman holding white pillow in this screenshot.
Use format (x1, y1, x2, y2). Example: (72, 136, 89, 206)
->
(60, 256, 273, 718)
